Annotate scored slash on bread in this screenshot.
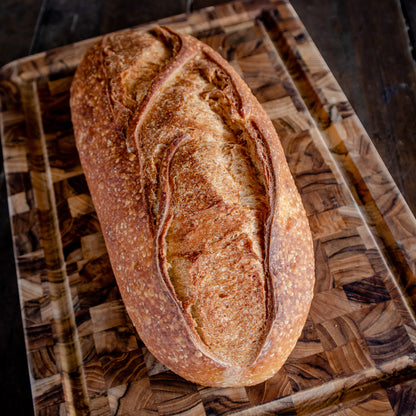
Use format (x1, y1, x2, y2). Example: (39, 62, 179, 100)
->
(70, 26, 314, 387)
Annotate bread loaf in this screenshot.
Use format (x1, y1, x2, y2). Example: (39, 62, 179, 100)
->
(70, 26, 314, 387)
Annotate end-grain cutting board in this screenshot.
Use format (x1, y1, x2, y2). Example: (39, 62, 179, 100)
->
(1, 1, 416, 415)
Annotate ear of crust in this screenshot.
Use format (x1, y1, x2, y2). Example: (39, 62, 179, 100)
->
(70, 26, 314, 387)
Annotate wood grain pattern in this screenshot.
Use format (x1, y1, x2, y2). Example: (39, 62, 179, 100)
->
(1, 0, 416, 414)
(289, 0, 416, 220)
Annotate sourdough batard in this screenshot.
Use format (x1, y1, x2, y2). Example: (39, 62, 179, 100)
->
(70, 26, 314, 387)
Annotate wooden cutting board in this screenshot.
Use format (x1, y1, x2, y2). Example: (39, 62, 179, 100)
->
(1, 0, 416, 414)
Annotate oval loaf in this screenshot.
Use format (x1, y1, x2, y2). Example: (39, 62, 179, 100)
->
(70, 26, 314, 387)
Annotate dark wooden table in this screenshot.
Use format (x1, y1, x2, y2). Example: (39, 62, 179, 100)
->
(1, 0, 415, 414)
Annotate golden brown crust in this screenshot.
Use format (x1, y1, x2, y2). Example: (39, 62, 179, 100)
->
(70, 26, 314, 386)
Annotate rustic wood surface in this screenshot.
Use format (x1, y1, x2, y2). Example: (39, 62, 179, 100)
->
(290, 0, 416, 217)
(1, 0, 416, 415)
